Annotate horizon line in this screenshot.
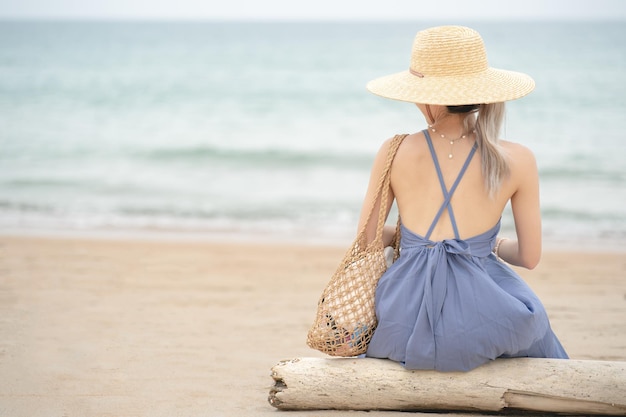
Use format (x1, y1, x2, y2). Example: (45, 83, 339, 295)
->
(0, 16, 624, 22)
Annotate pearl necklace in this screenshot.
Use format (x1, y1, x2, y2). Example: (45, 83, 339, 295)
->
(428, 125, 476, 159)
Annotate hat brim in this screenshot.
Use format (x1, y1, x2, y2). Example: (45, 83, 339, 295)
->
(366, 67, 535, 105)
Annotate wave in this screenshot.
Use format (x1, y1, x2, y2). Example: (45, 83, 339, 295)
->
(542, 207, 626, 222)
(3, 195, 621, 225)
(539, 166, 625, 183)
(134, 145, 375, 169)
(0, 200, 56, 213)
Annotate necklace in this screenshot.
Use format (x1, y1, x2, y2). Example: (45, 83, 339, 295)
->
(428, 125, 475, 159)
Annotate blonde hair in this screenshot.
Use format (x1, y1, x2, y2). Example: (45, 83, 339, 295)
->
(460, 102, 508, 196)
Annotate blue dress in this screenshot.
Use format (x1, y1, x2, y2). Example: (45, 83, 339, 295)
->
(365, 131, 568, 371)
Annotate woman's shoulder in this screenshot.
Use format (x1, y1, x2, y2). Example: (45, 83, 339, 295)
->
(500, 139, 537, 168)
(371, 133, 423, 172)
(499, 138, 534, 153)
(382, 131, 425, 145)
(377, 131, 427, 157)
(389, 131, 428, 152)
(390, 131, 431, 162)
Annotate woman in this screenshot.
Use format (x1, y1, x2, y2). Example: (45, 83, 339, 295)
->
(359, 26, 568, 371)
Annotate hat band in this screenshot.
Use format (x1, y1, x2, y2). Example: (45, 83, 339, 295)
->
(409, 68, 424, 78)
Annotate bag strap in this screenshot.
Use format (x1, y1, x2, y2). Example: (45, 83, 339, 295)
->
(358, 134, 408, 248)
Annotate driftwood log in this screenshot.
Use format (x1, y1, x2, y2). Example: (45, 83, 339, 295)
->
(269, 357, 626, 415)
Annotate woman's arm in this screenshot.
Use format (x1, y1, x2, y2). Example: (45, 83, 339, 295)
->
(357, 138, 396, 245)
(382, 224, 398, 247)
(498, 145, 542, 269)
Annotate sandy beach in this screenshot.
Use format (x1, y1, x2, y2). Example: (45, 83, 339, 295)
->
(0, 233, 624, 417)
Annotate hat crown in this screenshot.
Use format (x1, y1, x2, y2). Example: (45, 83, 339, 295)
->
(410, 26, 488, 77)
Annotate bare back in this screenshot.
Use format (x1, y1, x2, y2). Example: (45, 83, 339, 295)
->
(358, 129, 541, 266)
(392, 130, 503, 241)
(356, 129, 539, 241)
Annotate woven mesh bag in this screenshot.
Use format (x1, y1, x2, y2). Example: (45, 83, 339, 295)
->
(307, 134, 407, 356)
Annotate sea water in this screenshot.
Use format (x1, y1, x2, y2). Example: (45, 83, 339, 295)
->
(0, 20, 624, 247)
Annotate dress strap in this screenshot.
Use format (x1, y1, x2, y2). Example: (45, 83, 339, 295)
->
(423, 129, 477, 240)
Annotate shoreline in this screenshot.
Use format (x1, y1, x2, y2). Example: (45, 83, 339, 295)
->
(1, 224, 625, 253)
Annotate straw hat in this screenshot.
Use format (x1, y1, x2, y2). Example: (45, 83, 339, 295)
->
(366, 26, 535, 105)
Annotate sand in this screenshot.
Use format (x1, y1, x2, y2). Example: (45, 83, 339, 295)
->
(0, 234, 624, 417)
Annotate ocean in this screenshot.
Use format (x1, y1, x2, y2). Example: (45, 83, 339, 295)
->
(0, 20, 625, 248)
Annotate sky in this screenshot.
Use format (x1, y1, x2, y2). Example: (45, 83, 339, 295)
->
(0, 0, 625, 20)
